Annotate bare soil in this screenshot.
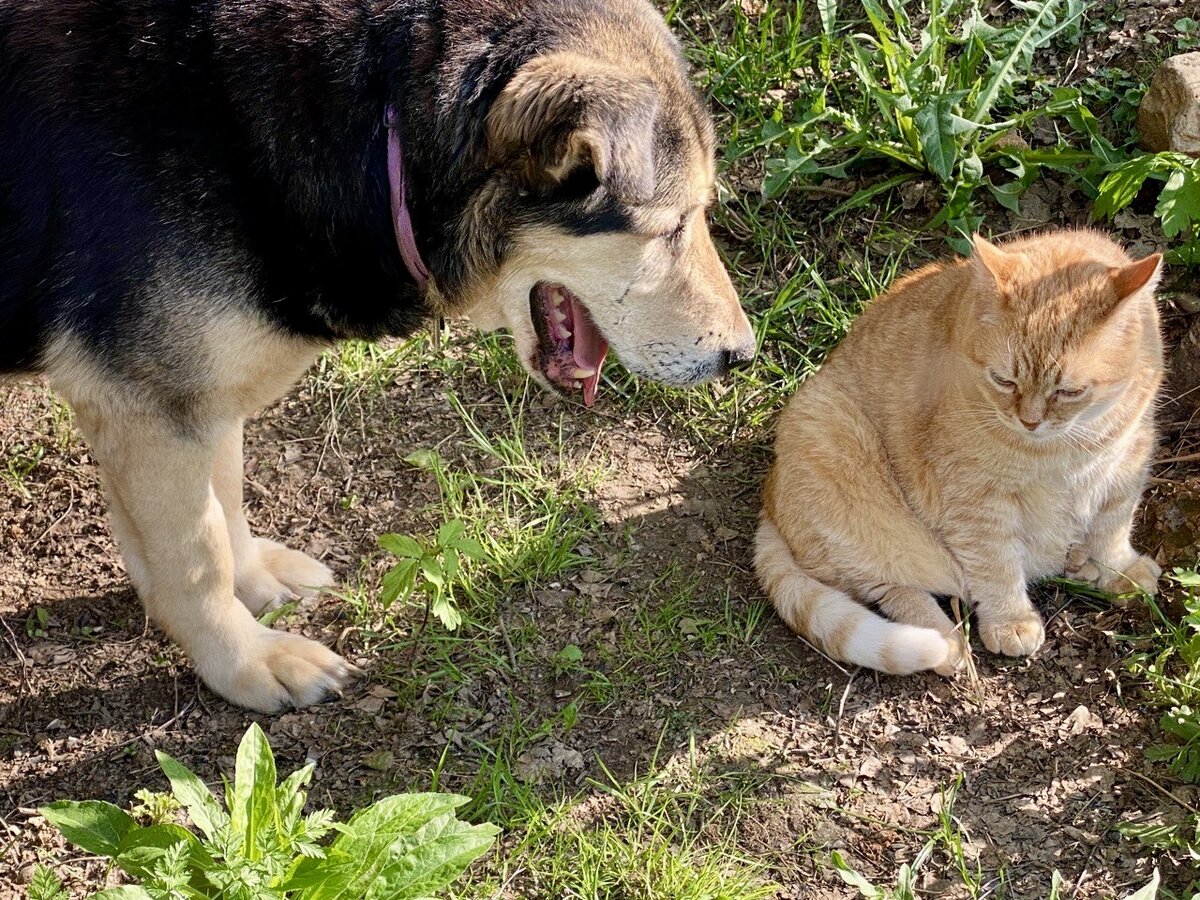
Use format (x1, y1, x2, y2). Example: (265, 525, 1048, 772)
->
(2, 328, 1199, 897)
(4, 2, 1200, 896)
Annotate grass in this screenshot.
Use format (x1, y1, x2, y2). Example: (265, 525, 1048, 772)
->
(0, 391, 71, 499)
(17, 0, 1198, 897)
(1117, 570, 1200, 890)
(245, 1, 1199, 896)
(450, 733, 781, 900)
(301, 1, 1197, 896)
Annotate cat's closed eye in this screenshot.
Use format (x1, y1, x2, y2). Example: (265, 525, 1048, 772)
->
(1054, 385, 1087, 399)
(988, 370, 1016, 390)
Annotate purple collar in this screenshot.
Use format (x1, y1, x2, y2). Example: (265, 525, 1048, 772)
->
(384, 105, 430, 290)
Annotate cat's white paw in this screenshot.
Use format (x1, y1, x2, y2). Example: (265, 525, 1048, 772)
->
(1064, 543, 1090, 577)
(236, 539, 334, 614)
(934, 632, 970, 678)
(195, 624, 357, 713)
(979, 611, 1045, 657)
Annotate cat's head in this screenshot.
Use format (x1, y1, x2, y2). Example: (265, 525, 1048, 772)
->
(961, 230, 1162, 441)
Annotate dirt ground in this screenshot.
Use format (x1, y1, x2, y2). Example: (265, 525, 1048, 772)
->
(2, 320, 1199, 897)
(4, 1, 1200, 897)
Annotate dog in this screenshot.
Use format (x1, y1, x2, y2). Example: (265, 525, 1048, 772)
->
(0, 0, 755, 711)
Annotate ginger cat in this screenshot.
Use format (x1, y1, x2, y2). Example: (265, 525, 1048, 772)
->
(756, 230, 1164, 675)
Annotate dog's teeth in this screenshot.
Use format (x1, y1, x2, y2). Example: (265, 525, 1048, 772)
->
(551, 290, 565, 307)
(559, 327, 572, 341)
(572, 367, 596, 379)
(551, 308, 567, 324)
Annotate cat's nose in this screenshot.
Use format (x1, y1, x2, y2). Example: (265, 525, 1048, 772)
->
(1019, 418, 1040, 431)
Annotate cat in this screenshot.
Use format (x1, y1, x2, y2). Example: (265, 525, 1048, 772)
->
(755, 229, 1164, 676)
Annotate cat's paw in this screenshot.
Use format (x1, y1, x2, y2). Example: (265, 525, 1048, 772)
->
(1064, 547, 1160, 598)
(933, 632, 970, 678)
(1097, 554, 1161, 596)
(979, 611, 1045, 657)
(1064, 543, 1090, 578)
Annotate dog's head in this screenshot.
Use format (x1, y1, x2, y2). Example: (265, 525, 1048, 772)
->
(447, 16, 754, 405)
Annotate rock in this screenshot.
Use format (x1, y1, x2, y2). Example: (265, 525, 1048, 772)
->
(1139, 52, 1200, 155)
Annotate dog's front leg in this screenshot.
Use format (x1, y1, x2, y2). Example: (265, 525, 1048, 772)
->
(212, 421, 334, 614)
(75, 410, 354, 712)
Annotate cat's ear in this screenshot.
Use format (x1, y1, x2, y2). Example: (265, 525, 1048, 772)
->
(971, 235, 1017, 285)
(1110, 253, 1162, 302)
(1094, 253, 1162, 335)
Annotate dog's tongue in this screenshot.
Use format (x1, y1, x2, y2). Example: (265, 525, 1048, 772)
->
(570, 296, 608, 408)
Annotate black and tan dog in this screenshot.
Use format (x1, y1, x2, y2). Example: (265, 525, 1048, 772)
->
(0, 0, 754, 710)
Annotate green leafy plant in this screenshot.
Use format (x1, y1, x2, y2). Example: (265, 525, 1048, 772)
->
(1119, 570, 1200, 881)
(378, 520, 490, 631)
(1095, 153, 1200, 264)
(760, 0, 1087, 246)
(1127, 570, 1200, 784)
(129, 789, 183, 826)
(25, 605, 50, 639)
(2, 441, 46, 499)
(1176, 16, 1200, 52)
(38, 723, 499, 898)
(552, 643, 585, 676)
(28, 865, 71, 900)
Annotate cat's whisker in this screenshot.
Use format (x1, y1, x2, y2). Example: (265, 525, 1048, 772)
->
(757, 229, 1163, 680)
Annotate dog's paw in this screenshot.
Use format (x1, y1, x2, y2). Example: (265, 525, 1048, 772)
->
(235, 566, 292, 616)
(255, 538, 334, 598)
(979, 610, 1045, 657)
(235, 539, 334, 615)
(197, 626, 357, 713)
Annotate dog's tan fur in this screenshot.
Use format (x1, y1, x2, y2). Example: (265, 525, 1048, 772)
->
(5, 0, 750, 713)
(460, 13, 751, 386)
(756, 230, 1164, 676)
(42, 316, 350, 711)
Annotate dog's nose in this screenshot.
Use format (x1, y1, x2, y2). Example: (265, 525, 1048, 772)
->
(722, 340, 757, 372)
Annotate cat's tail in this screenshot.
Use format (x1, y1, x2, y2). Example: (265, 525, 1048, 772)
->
(754, 517, 950, 675)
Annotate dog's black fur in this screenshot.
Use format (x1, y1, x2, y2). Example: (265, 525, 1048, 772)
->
(0, 0, 676, 377)
(0, 0, 752, 712)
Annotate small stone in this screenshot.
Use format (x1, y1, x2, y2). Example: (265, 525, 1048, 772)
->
(1062, 705, 1102, 735)
(993, 129, 1030, 151)
(857, 757, 883, 779)
(1139, 52, 1200, 155)
(355, 696, 385, 715)
(362, 749, 393, 771)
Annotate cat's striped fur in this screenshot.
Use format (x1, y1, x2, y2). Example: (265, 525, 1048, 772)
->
(756, 230, 1164, 675)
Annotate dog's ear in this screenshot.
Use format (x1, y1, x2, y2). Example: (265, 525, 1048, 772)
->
(487, 52, 660, 203)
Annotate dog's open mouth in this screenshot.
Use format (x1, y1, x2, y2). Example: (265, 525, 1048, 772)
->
(530, 282, 610, 407)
